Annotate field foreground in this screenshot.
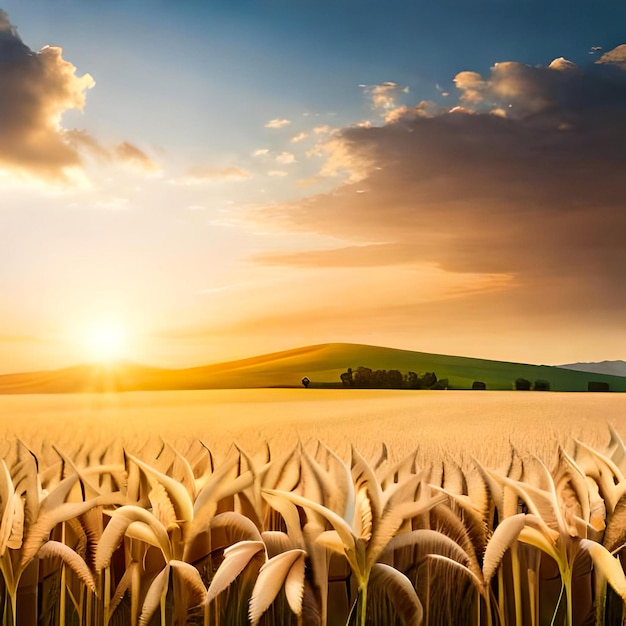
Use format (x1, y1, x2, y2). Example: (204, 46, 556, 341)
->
(1, 390, 626, 625)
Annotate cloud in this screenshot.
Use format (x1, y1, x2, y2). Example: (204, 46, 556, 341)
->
(115, 142, 160, 172)
(291, 132, 308, 143)
(549, 57, 578, 72)
(254, 46, 626, 321)
(265, 118, 291, 129)
(362, 81, 409, 111)
(175, 166, 251, 185)
(453, 71, 488, 105)
(276, 151, 296, 164)
(305, 132, 376, 182)
(65, 130, 110, 161)
(66, 131, 162, 177)
(453, 50, 626, 119)
(383, 101, 441, 123)
(267, 170, 288, 177)
(253, 148, 270, 157)
(596, 44, 626, 69)
(361, 82, 413, 122)
(0, 10, 94, 183)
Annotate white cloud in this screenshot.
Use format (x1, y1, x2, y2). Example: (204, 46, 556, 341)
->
(453, 71, 488, 104)
(276, 152, 296, 165)
(549, 57, 578, 72)
(291, 132, 308, 143)
(265, 118, 292, 129)
(361, 82, 409, 112)
(384, 101, 441, 123)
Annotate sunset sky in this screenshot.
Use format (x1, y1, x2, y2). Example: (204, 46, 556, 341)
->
(1, 0, 626, 373)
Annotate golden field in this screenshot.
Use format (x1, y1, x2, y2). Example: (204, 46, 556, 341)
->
(1, 389, 626, 625)
(1, 389, 624, 467)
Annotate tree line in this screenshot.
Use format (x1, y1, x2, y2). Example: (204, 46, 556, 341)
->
(340, 366, 448, 389)
(337, 370, 612, 392)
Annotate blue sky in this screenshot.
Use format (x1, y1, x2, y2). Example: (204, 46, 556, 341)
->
(1, 1, 626, 371)
(7, 0, 624, 161)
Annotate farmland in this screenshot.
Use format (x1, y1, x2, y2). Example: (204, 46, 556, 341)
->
(1, 390, 626, 625)
(1, 389, 624, 465)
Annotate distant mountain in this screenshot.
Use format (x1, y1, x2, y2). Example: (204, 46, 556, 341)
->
(559, 360, 626, 377)
(2, 343, 626, 393)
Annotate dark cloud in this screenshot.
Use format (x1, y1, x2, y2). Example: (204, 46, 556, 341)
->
(0, 10, 30, 61)
(454, 54, 626, 119)
(0, 10, 95, 182)
(256, 47, 626, 313)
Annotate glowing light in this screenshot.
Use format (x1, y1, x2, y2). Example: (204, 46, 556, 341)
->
(83, 322, 128, 363)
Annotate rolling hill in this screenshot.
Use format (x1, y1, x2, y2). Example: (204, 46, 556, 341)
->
(1, 343, 625, 393)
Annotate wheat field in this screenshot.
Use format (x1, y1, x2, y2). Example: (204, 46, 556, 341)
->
(1, 389, 625, 625)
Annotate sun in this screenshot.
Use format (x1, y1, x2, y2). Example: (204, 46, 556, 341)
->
(83, 322, 128, 363)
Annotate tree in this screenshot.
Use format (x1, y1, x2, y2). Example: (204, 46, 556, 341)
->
(301, 377, 310, 388)
(534, 379, 550, 391)
(354, 367, 373, 388)
(340, 368, 353, 387)
(372, 369, 387, 388)
(515, 378, 531, 391)
(340, 366, 442, 389)
(418, 372, 437, 389)
(472, 381, 486, 390)
(386, 369, 403, 389)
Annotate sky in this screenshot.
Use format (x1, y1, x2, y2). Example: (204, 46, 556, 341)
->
(1, 0, 626, 373)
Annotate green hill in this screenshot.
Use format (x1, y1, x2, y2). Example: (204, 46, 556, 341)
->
(1, 343, 625, 393)
(179, 342, 624, 392)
